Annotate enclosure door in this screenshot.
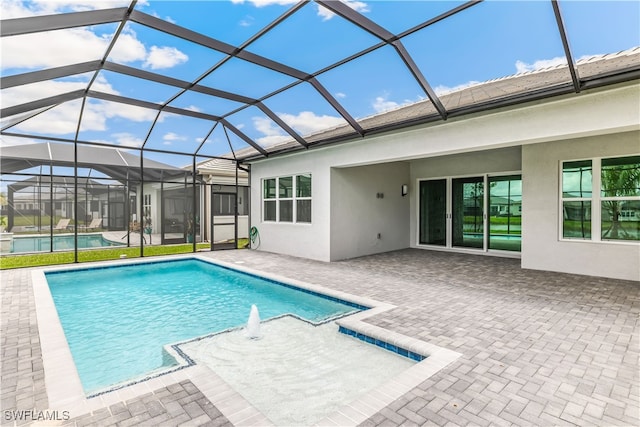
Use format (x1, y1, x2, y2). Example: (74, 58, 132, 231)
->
(162, 187, 187, 245)
(108, 202, 124, 231)
(211, 191, 237, 250)
(419, 179, 447, 246)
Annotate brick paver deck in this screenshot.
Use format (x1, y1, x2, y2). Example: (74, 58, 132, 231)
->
(1, 249, 638, 426)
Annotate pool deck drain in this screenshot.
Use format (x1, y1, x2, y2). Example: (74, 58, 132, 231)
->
(30, 255, 460, 426)
(2, 248, 638, 426)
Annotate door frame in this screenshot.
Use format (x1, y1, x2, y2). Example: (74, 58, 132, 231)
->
(415, 171, 522, 256)
(210, 190, 238, 251)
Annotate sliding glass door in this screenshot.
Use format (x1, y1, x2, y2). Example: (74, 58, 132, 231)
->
(418, 174, 521, 253)
(488, 175, 522, 251)
(452, 177, 484, 248)
(419, 179, 446, 246)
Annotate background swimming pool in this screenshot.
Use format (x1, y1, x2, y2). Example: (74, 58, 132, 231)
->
(45, 259, 359, 393)
(12, 234, 123, 253)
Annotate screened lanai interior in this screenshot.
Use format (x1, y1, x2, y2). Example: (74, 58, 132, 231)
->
(1, 0, 639, 259)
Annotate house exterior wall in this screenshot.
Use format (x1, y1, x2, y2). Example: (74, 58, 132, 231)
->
(330, 162, 410, 261)
(250, 152, 332, 261)
(249, 82, 639, 276)
(522, 131, 640, 281)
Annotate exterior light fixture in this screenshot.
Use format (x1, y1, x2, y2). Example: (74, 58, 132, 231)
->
(401, 184, 408, 197)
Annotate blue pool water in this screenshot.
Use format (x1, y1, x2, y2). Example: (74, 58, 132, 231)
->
(12, 234, 123, 253)
(45, 259, 360, 393)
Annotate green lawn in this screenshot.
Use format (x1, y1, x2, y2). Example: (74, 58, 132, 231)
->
(0, 240, 249, 270)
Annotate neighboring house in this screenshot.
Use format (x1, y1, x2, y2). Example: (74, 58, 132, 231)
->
(245, 49, 640, 281)
(489, 197, 522, 217)
(6, 176, 113, 231)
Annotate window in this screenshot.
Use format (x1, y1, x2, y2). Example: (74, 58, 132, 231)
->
(296, 174, 312, 223)
(561, 156, 639, 242)
(562, 160, 592, 239)
(263, 178, 276, 221)
(263, 174, 312, 223)
(601, 156, 640, 241)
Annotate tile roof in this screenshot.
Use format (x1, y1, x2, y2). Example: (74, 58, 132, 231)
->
(235, 46, 640, 161)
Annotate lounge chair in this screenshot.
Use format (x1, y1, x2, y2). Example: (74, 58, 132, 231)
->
(79, 218, 102, 231)
(53, 218, 70, 232)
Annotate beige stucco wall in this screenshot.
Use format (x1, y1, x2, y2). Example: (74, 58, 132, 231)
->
(330, 162, 410, 261)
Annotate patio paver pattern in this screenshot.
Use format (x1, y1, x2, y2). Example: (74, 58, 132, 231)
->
(1, 249, 638, 426)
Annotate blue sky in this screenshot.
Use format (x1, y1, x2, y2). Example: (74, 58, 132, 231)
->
(1, 0, 639, 169)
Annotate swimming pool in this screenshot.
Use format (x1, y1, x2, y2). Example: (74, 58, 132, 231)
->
(45, 259, 361, 394)
(12, 234, 123, 253)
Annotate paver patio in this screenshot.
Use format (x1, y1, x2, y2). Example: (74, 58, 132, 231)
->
(1, 248, 638, 426)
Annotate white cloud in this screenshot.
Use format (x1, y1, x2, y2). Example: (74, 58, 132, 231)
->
(372, 95, 399, 113)
(434, 80, 482, 96)
(335, 92, 347, 99)
(162, 132, 187, 145)
(252, 116, 280, 136)
(515, 56, 567, 74)
(111, 132, 144, 148)
(279, 111, 345, 135)
(150, 10, 176, 24)
(239, 16, 254, 27)
(108, 30, 147, 64)
(90, 74, 120, 95)
(10, 99, 85, 135)
(0, 3, 183, 72)
(317, 0, 369, 21)
(143, 46, 188, 70)
(1, 76, 90, 108)
(1, 28, 113, 70)
(252, 111, 344, 145)
(163, 132, 187, 141)
(5, 72, 159, 135)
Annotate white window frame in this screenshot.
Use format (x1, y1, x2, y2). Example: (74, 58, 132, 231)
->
(262, 174, 312, 224)
(295, 174, 312, 224)
(560, 155, 640, 244)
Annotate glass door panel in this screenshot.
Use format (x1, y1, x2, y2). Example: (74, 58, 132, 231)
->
(452, 177, 484, 248)
(489, 175, 522, 251)
(419, 179, 446, 246)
